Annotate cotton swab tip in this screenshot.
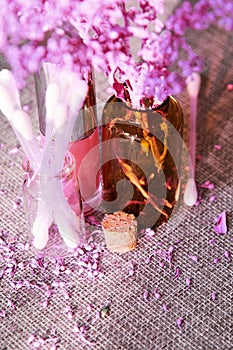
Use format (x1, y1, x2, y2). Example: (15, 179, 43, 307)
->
(0, 84, 16, 117)
(33, 230, 49, 250)
(186, 72, 201, 98)
(184, 178, 198, 206)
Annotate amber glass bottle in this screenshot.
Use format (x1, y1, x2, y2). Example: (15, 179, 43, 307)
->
(101, 95, 183, 229)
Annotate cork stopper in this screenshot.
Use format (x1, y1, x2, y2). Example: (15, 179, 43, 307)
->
(102, 211, 137, 253)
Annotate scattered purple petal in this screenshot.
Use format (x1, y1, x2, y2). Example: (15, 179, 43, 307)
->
(209, 239, 216, 245)
(0, 310, 6, 318)
(224, 251, 231, 261)
(154, 288, 161, 300)
(7, 300, 15, 309)
(199, 180, 215, 190)
(174, 267, 181, 279)
(162, 304, 169, 312)
(128, 262, 135, 277)
(177, 317, 183, 329)
(209, 195, 217, 202)
(8, 147, 19, 155)
(214, 144, 222, 150)
(213, 258, 219, 264)
(185, 278, 191, 288)
(27, 334, 35, 345)
(143, 290, 149, 302)
(214, 211, 227, 234)
(189, 255, 198, 263)
(212, 292, 217, 301)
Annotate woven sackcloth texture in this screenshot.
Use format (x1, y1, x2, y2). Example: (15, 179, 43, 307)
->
(0, 6, 233, 350)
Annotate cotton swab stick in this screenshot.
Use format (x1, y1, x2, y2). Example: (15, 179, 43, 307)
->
(44, 83, 60, 144)
(184, 72, 201, 206)
(32, 200, 52, 250)
(30, 83, 61, 250)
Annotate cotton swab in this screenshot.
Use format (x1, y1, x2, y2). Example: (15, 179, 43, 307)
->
(30, 83, 61, 251)
(184, 72, 201, 206)
(0, 69, 22, 111)
(32, 200, 52, 250)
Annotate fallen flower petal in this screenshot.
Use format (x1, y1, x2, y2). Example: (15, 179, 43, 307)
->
(177, 317, 183, 329)
(211, 292, 217, 301)
(214, 211, 227, 234)
(224, 251, 231, 261)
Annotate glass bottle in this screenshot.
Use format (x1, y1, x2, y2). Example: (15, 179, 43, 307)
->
(34, 66, 102, 217)
(101, 95, 184, 229)
(22, 152, 85, 256)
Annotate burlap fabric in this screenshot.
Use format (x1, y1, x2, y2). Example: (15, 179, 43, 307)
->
(0, 7, 232, 350)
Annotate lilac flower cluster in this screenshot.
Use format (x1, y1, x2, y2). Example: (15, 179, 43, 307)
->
(0, 0, 232, 105)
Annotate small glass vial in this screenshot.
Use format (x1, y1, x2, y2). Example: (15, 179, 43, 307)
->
(101, 95, 184, 229)
(22, 152, 85, 257)
(34, 64, 102, 217)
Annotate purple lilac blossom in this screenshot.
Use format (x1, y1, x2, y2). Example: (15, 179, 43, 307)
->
(0, 0, 232, 103)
